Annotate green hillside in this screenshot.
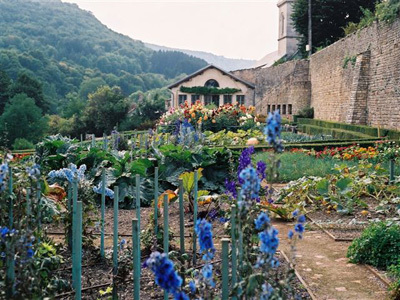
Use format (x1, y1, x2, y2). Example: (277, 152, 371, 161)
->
(0, 0, 207, 110)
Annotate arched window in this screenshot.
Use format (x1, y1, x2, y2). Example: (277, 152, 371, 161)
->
(204, 79, 219, 88)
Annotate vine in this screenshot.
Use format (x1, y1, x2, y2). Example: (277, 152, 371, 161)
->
(180, 86, 241, 95)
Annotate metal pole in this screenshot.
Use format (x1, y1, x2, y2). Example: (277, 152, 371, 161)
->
(154, 167, 159, 236)
(230, 205, 237, 298)
(221, 238, 230, 300)
(192, 170, 198, 266)
(8, 168, 13, 228)
(135, 174, 141, 275)
(390, 159, 395, 183)
(178, 179, 185, 255)
(113, 186, 119, 275)
(163, 195, 169, 300)
(72, 178, 78, 286)
(132, 219, 140, 300)
(75, 201, 83, 300)
(100, 169, 106, 258)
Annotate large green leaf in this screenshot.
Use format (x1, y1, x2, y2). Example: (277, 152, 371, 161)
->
(316, 178, 329, 195)
(336, 177, 353, 194)
(179, 168, 203, 194)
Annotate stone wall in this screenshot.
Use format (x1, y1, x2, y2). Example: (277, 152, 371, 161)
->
(310, 19, 400, 130)
(233, 60, 310, 117)
(233, 18, 400, 130)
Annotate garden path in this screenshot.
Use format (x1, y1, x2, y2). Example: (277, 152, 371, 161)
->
(274, 220, 388, 300)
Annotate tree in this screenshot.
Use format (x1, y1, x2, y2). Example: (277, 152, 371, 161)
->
(0, 94, 48, 147)
(0, 69, 11, 115)
(9, 72, 50, 113)
(83, 86, 129, 135)
(291, 0, 377, 57)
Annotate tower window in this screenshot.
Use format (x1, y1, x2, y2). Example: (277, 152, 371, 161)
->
(204, 79, 219, 88)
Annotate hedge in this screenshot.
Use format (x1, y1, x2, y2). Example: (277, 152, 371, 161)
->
(298, 124, 374, 140)
(297, 118, 400, 140)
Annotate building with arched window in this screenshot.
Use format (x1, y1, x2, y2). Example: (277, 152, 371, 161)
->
(167, 64, 255, 108)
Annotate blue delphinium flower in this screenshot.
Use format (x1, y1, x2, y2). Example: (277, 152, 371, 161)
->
(224, 178, 237, 199)
(195, 219, 215, 261)
(189, 280, 196, 293)
(48, 164, 86, 183)
(264, 110, 283, 152)
(239, 166, 261, 202)
(289, 213, 306, 240)
(26, 164, 41, 180)
(93, 182, 115, 199)
(256, 161, 267, 180)
(174, 291, 189, 300)
(259, 227, 279, 255)
(119, 239, 126, 251)
(145, 251, 187, 298)
(255, 212, 270, 230)
(237, 146, 255, 184)
(0, 162, 8, 193)
(260, 283, 274, 300)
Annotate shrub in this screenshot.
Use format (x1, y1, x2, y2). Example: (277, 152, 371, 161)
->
(297, 107, 314, 119)
(347, 221, 400, 269)
(12, 138, 34, 150)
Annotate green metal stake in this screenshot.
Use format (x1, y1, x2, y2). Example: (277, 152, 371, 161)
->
(230, 204, 238, 297)
(80, 134, 83, 148)
(154, 167, 159, 236)
(113, 186, 119, 275)
(237, 190, 243, 279)
(91, 134, 95, 148)
(67, 183, 73, 249)
(135, 174, 141, 275)
(6, 168, 15, 298)
(163, 194, 169, 300)
(74, 201, 83, 300)
(26, 188, 31, 228)
(132, 218, 140, 300)
(36, 181, 42, 232)
(192, 170, 198, 266)
(8, 167, 13, 228)
(221, 238, 230, 300)
(72, 178, 78, 286)
(100, 169, 106, 258)
(390, 159, 395, 183)
(178, 179, 185, 255)
(163, 194, 169, 254)
(139, 134, 143, 149)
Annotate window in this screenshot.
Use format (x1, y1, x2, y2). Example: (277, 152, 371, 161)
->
(204, 79, 219, 88)
(282, 104, 286, 115)
(191, 94, 200, 105)
(267, 105, 271, 113)
(236, 95, 245, 105)
(223, 95, 232, 104)
(277, 105, 281, 113)
(204, 95, 220, 106)
(288, 104, 292, 115)
(272, 104, 276, 111)
(178, 95, 187, 106)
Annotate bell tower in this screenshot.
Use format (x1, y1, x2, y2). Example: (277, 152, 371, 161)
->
(277, 0, 300, 57)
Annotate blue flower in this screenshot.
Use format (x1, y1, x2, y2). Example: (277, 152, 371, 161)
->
(174, 291, 189, 300)
(239, 167, 261, 201)
(292, 209, 299, 218)
(1, 227, 9, 239)
(288, 230, 294, 239)
(119, 239, 126, 250)
(260, 283, 274, 300)
(27, 248, 34, 258)
(255, 212, 270, 230)
(298, 215, 306, 223)
(48, 164, 86, 183)
(237, 147, 255, 184)
(294, 223, 304, 234)
(93, 182, 115, 199)
(264, 110, 283, 152)
(224, 179, 237, 199)
(195, 219, 215, 261)
(259, 227, 279, 255)
(145, 252, 183, 295)
(256, 161, 267, 180)
(189, 280, 196, 293)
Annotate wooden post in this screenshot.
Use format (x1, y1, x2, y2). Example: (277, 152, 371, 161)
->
(192, 170, 198, 266)
(132, 219, 140, 300)
(154, 167, 159, 236)
(221, 238, 230, 300)
(230, 204, 237, 297)
(100, 169, 106, 258)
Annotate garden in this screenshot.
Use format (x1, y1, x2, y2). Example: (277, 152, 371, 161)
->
(1, 103, 400, 299)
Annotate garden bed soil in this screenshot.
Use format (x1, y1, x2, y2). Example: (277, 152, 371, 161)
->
(49, 202, 312, 299)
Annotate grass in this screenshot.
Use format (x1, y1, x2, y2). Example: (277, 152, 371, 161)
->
(254, 151, 400, 183)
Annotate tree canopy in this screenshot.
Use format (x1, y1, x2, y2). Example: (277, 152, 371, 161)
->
(291, 0, 377, 57)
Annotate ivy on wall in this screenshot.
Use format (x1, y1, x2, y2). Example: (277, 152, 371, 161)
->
(180, 86, 241, 95)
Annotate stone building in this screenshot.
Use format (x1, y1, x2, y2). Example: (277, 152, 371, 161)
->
(167, 64, 255, 108)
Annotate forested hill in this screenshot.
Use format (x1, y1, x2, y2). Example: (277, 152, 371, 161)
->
(0, 0, 207, 109)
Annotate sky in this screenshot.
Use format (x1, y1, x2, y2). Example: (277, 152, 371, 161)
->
(62, 0, 279, 60)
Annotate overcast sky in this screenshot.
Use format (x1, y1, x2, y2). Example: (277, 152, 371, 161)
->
(62, 0, 279, 60)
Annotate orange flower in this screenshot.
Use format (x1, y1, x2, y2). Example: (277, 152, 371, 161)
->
(212, 119, 216, 123)
(191, 113, 196, 118)
(204, 115, 208, 121)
